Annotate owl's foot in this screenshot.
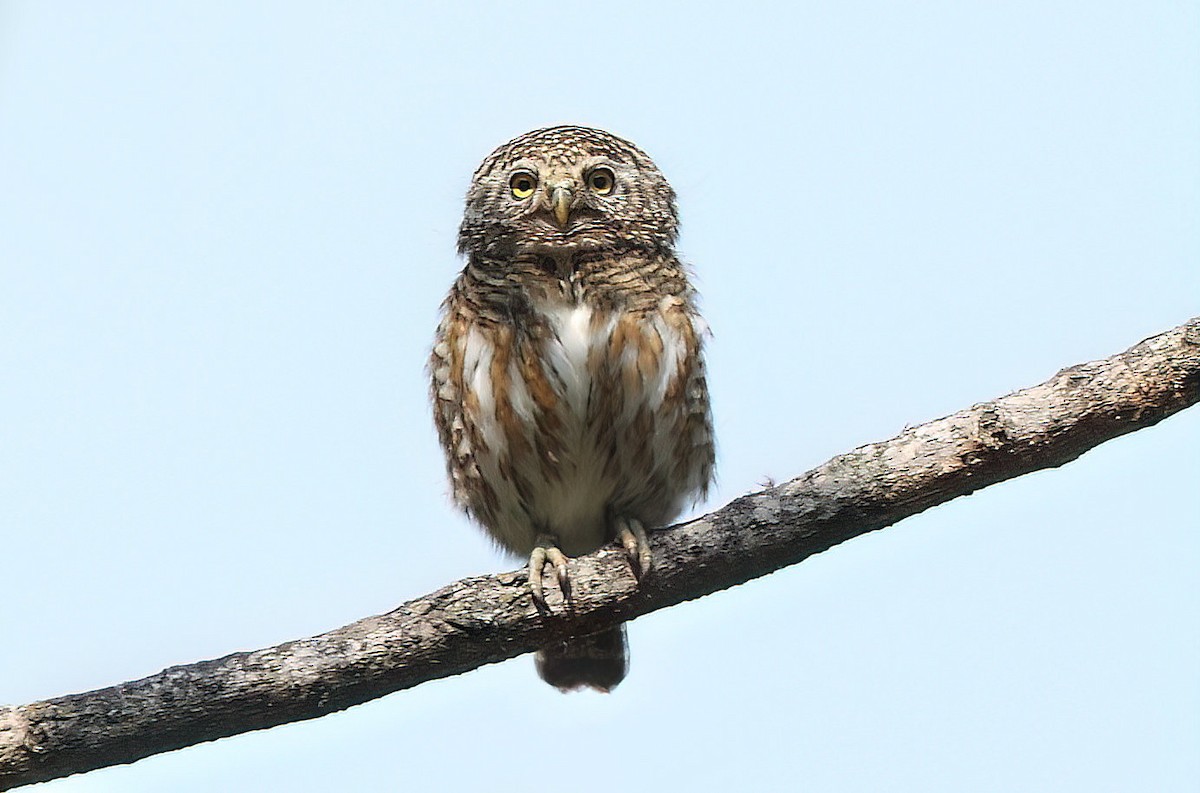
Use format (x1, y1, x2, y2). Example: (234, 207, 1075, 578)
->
(529, 535, 571, 608)
(615, 516, 652, 579)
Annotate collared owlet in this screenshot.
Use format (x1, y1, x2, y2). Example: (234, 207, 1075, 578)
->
(430, 125, 714, 691)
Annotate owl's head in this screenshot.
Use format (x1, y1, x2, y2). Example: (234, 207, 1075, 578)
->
(458, 125, 678, 259)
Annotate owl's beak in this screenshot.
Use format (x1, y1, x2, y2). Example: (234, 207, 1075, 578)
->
(550, 186, 573, 229)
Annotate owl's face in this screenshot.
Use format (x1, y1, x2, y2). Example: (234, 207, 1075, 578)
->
(458, 126, 678, 259)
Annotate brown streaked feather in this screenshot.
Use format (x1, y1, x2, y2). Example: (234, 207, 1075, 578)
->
(518, 339, 559, 416)
(489, 325, 533, 465)
(637, 322, 664, 383)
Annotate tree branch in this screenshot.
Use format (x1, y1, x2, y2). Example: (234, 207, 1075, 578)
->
(3, 317, 1198, 789)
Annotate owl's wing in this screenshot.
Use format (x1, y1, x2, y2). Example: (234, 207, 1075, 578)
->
(429, 283, 487, 520)
(663, 296, 716, 504)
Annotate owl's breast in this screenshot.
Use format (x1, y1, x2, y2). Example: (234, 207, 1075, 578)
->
(445, 294, 712, 555)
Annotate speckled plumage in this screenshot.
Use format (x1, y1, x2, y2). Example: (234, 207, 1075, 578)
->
(430, 125, 714, 691)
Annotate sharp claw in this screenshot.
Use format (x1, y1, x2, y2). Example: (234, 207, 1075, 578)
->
(530, 536, 571, 607)
(529, 546, 548, 607)
(619, 525, 639, 559)
(615, 517, 653, 579)
(551, 548, 571, 601)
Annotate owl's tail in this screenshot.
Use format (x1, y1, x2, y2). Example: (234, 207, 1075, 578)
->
(535, 624, 628, 692)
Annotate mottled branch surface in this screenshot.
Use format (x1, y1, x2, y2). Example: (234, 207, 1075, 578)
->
(3, 318, 1198, 789)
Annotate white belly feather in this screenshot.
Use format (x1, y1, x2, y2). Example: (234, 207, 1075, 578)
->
(458, 299, 706, 556)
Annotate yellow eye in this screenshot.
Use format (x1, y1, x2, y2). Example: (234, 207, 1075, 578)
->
(587, 167, 615, 195)
(509, 171, 537, 199)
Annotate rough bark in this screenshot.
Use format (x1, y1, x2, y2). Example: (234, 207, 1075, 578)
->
(2, 317, 1198, 789)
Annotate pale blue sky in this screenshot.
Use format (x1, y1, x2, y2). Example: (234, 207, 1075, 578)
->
(1, 2, 1197, 791)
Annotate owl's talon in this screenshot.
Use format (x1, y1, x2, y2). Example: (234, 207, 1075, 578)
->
(529, 538, 571, 608)
(616, 517, 653, 579)
(555, 558, 572, 599)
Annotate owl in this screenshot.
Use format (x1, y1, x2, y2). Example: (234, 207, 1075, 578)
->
(430, 125, 714, 691)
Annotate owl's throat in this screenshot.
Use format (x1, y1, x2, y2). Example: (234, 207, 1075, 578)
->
(530, 253, 593, 304)
(535, 253, 574, 282)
